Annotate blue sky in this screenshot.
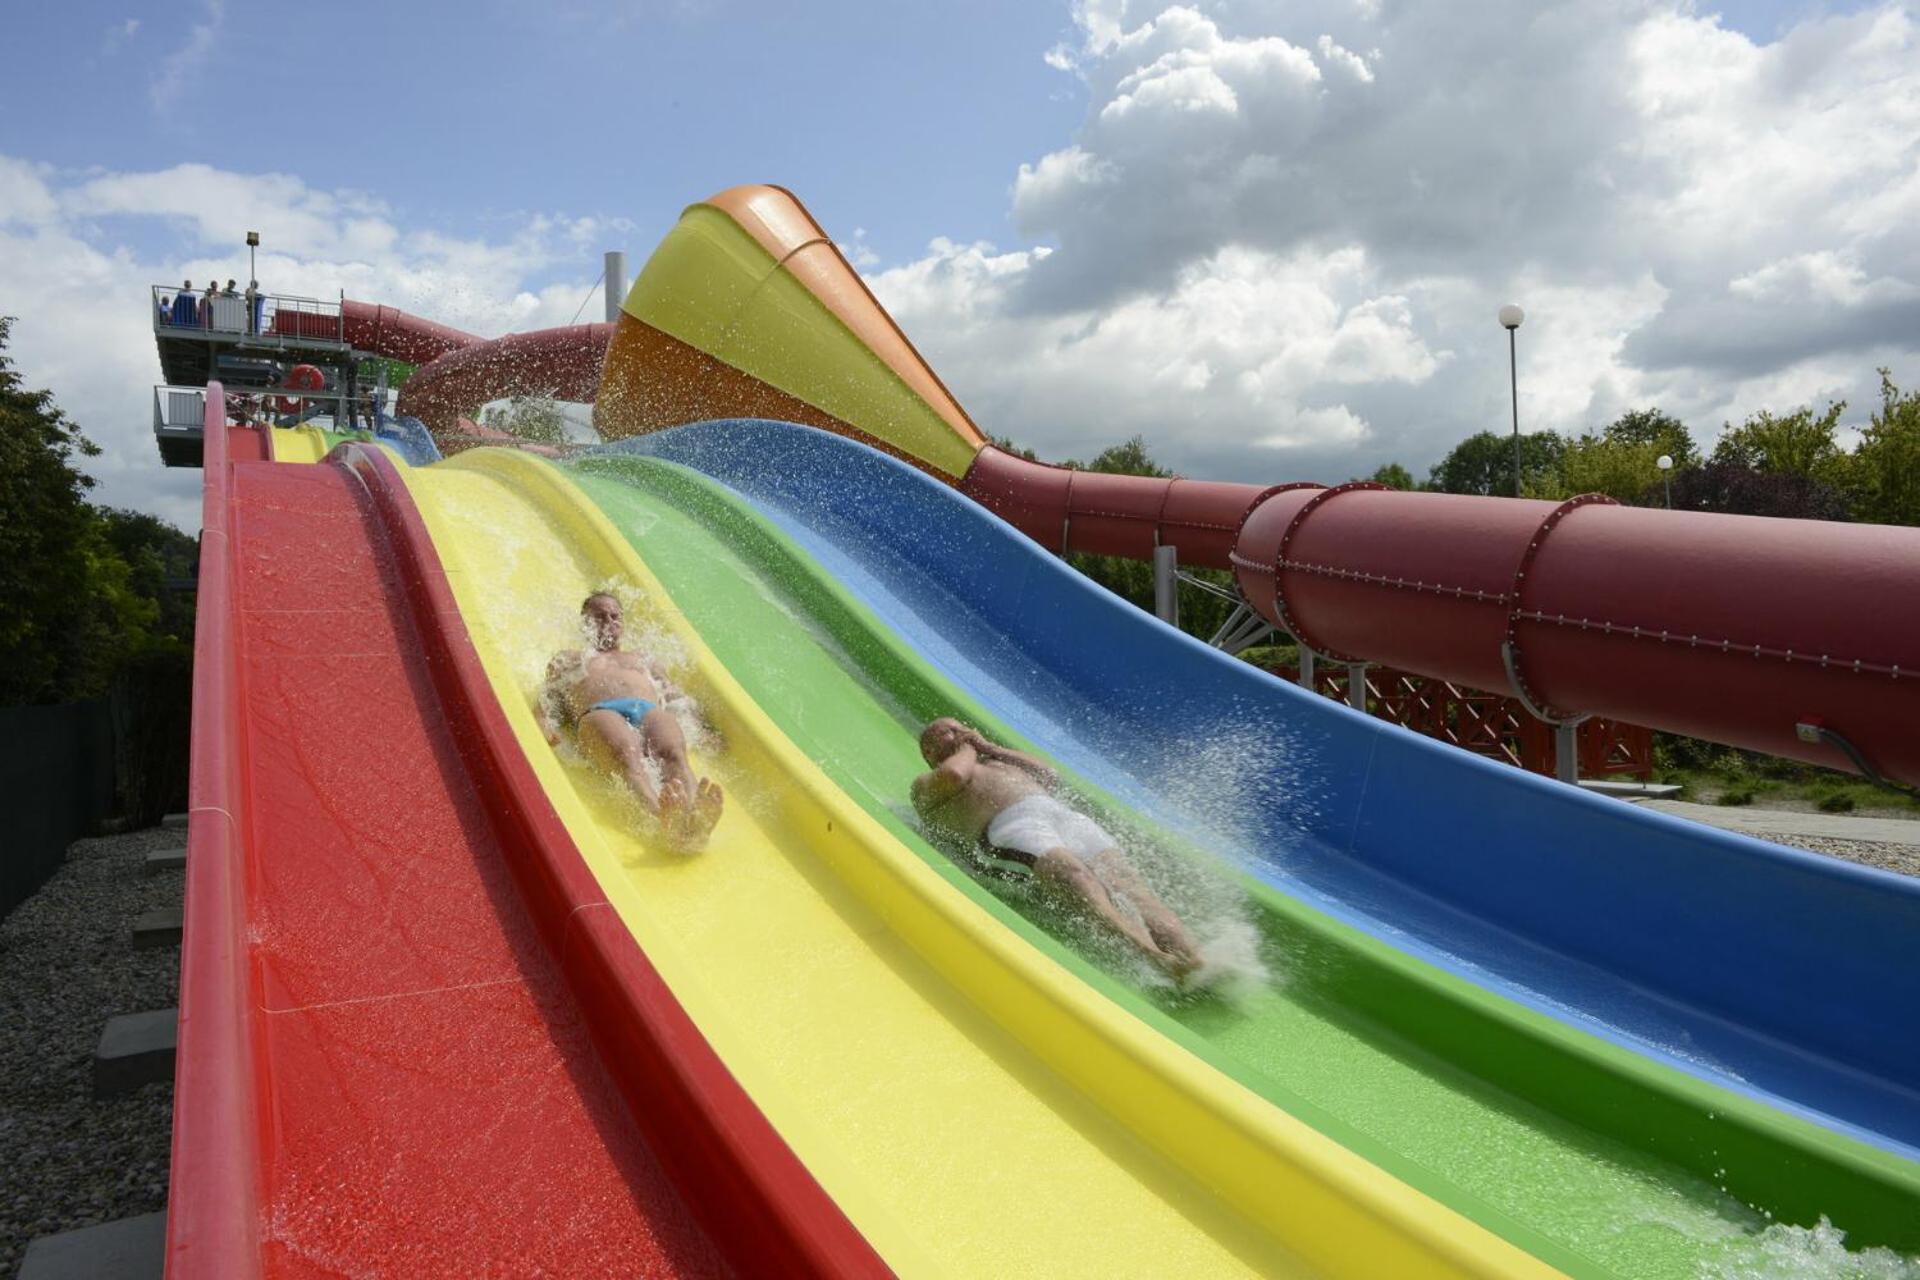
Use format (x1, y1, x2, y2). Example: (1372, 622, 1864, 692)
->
(6, 1, 1086, 271)
(2, 1, 1914, 530)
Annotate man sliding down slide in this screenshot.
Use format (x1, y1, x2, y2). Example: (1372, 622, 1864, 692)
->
(537, 592, 723, 852)
(912, 718, 1202, 979)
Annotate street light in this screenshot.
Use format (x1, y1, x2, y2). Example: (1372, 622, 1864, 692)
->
(1498, 304, 1525, 496)
(1657, 453, 1674, 509)
(245, 230, 259, 283)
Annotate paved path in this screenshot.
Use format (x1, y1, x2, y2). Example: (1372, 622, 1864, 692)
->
(1638, 800, 1920, 847)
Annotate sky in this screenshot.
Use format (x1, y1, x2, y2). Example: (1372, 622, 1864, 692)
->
(1, 0, 1913, 532)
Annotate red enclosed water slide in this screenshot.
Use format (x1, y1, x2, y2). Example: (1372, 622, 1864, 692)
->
(344, 303, 1920, 789)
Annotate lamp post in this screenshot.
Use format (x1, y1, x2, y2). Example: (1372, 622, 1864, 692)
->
(1498, 304, 1525, 496)
(1657, 453, 1673, 509)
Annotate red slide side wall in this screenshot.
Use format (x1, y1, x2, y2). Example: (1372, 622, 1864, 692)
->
(168, 386, 268, 1278)
(332, 444, 891, 1278)
(961, 445, 1920, 784)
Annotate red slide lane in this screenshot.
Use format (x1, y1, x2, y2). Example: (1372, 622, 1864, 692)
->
(168, 386, 889, 1277)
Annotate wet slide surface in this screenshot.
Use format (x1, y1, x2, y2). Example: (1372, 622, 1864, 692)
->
(572, 424, 1920, 1276)
(213, 450, 721, 1276)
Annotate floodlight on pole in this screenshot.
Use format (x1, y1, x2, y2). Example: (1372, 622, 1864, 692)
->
(246, 230, 259, 283)
(1499, 304, 1525, 497)
(1658, 452, 1674, 509)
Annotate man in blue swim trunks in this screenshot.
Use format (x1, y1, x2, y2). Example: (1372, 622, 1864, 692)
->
(536, 592, 723, 851)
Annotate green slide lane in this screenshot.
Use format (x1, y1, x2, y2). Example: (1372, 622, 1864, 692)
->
(567, 453, 1920, 1279)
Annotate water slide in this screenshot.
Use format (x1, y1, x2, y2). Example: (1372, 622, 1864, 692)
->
(170, 186, 1920, 1277)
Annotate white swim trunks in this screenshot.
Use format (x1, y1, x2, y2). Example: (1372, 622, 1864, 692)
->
(985, 794, 1117, 862)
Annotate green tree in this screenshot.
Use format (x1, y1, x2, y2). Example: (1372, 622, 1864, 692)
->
(1063, 435, 1167, 477)
(1710, 400, 1848, 483)
(99, 508, 199, 650)
(1366, 461, 1415, 490)
(1428, 430, 1566, 496)
(1534, 434, 1666, 504)
(0, 316, 119, 704)
(989, 433, 1038, 462)
(1851, 369, 1920, 527)
(1599, 407, 1697, 469)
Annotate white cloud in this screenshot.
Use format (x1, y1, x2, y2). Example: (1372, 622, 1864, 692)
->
(868, 237, 1438, 465)
(150, 0, 224, 111)
(0, 156, 620, 531)
(103, 18, 140, 52)
(867, 1, 1920, 483)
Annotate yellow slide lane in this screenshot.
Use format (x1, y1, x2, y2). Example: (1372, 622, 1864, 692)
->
(395, 446, 1558, 1279)
(267, 425, 331, 463)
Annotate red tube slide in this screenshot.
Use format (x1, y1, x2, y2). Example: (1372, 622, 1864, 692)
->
(340, 299, 478, 366)
(394, 322, 613, 434)
(960, 445, 1920, 785)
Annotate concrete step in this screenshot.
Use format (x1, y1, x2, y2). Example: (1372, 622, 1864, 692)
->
(1578, 779, 1683, 799)
(142, 848, 186, 877)
(18, 1211, 166, 1280)
(131, 906, 183, 950)
(93, 1010, 178, 1099)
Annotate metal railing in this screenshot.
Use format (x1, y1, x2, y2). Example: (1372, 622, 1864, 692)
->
(154, 383, 380, 434)
(151, 286, 345, 345)
(154, 385, 206, 435)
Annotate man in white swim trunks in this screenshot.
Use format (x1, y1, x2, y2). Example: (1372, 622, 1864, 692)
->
(911, 717, 1200, 978)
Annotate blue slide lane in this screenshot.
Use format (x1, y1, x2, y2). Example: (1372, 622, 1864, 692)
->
(604, 419, 1920, 1159)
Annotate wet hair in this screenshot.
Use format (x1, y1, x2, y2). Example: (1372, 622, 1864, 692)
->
(581, 592, 620, 613)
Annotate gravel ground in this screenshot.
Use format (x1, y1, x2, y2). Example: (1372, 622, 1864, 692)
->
(1757, 832, 1920, 879)
(1, 826, 182, 1278)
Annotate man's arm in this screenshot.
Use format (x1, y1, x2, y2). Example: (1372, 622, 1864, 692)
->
(534, 652, 574, 746)
(966, 731, 1058, 788)
(911, 742, 977, 811)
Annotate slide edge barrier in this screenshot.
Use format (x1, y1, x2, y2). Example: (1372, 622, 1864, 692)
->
(166, 392, 267, 1278)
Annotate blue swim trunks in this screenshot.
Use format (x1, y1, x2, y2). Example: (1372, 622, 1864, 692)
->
(588, 697, 657, 729)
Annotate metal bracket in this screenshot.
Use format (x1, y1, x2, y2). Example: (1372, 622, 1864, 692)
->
(1501, 492, 1615, 724)
(1269, 481, 1386, 665)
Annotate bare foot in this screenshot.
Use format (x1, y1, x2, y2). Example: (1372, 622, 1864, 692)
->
(655, 777, 690, 840)
(670, 777, 723, 854)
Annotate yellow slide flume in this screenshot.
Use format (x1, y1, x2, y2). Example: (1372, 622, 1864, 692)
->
(392, 445, 1559, 1279)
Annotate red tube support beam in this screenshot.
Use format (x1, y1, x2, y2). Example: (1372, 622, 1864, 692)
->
(960, 445, 1920, 785)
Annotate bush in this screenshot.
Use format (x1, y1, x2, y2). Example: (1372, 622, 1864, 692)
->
(1717, 788, 1756, 807)
(1817, 791, 1858, 813)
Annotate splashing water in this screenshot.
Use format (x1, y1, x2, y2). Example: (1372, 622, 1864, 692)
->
(1691, 1216, 1920, 1280)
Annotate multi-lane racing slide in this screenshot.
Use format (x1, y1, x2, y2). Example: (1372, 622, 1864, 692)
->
(170, 185, 1920, 1277)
